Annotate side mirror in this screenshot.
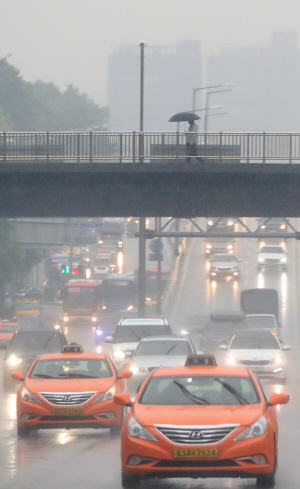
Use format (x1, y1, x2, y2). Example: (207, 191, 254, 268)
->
(114, 392, 133, 407)
(11, 371, 24, 381)
(282, 345, 291, 351)
(219, 344, 228, 350)
(104, 336, 113, 343)
(118, 369, 133, 379)
(268, 392, 289, 406)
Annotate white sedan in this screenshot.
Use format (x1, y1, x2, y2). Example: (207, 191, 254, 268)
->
(257, 244, 287, 269)
(220, 329, 291, 383)
(209, 253, 241, 279)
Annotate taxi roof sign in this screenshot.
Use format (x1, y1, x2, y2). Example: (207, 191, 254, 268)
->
(185, 353, 217, 366)
(62, 344, 83, 353)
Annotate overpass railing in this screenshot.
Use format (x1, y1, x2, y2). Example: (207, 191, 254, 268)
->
(1, 131, 300, 163)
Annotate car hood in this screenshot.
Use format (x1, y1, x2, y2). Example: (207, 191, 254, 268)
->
(259, 252, 285, 259)
(25, 377, 115, 394)
(133, 403, 265, 428)
(132, 355, 188, 369)
(6, 349, 48, 359)
(229, 349, 283, 361)
(211, 261, 237, 268)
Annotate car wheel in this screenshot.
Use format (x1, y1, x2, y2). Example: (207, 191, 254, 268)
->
(121, 473, 140, 488)
(17, 425, 31, 438)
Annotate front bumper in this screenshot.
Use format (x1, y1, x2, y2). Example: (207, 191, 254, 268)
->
(17, 398, 122, 430)
(258, 262, 286, 269)
(236, 363, 285, 379)
(121, 427, 275, 480)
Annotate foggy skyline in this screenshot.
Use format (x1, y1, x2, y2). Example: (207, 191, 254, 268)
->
(1, 0, 300, 107)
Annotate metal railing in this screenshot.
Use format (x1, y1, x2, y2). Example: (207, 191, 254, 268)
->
(1, 131, 300, 163)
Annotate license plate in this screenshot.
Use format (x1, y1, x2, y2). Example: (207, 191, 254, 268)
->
(174, 448, 219, 459)
(52, 407, 84, 416)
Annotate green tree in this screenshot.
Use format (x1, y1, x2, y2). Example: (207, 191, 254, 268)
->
(0, 106, 14, 131)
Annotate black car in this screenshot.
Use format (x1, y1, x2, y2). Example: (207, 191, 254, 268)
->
(3, 328, 68, 391)
(200, 311, 248, 353)
(95, 314, 125, 345)
(257, 217, 288, 233)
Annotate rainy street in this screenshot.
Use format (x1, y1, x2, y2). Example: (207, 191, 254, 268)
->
(1, 219, 300, 489)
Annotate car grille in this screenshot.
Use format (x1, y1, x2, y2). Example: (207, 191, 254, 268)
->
(265, 259, 280, 264)
(239, 360, 270, 366)
(154, 424, 239, 445)
(40, 415, 96, 421)
(39, 391, 97, 405)
(69, 308, 91, 315)
(23, 357, 37, 367)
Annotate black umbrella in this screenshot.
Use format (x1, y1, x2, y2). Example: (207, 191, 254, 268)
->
(169, 112, 200, 122)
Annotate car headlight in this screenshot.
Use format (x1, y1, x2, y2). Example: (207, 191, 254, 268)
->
(258, 257, 265, 262)
(280, 224, 286, 230)
(207, 221, 213, 226)
(260, 225, 266, 229)
(8, 355, 22, 366)
(228, 221, 234, 226)
(206, 244, 212, 249)
(96, 329, 103, 336)
(227, 245, 233, 250)
(93, 385, 117, 402)
(127, 305, 134, 311)
(271, 356, 283, 364)
(21, 386, 42, 404)
(113, 349, 125, 359)
(234, 415, 267, 441)
(127, 416, 159, 442)
(279, 258, 286, 263)
(227, 354, 237, 365)
(129, 365, 139, 374)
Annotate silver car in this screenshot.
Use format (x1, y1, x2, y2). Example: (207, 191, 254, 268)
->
(209, 253, 241, 279)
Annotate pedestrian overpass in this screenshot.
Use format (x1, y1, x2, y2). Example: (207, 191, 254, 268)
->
(1, 131, 300, 217)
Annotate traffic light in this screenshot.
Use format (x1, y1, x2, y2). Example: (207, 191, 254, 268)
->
(61, 264, 70, 274)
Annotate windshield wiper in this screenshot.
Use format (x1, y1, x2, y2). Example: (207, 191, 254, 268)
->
(173, 380, 210, 405)
(214, 378, 249, 405)
(58, 373, 95, 378)
(32, 373, 55, 379)
(43, 333, 55, 349)
(166, 343, 178, 355)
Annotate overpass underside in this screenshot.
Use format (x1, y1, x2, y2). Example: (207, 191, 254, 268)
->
(1, 162, 300, 218)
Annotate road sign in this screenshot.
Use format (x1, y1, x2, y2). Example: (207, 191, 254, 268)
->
(149, 238, 163, 254)
(149, 253, 163, 261)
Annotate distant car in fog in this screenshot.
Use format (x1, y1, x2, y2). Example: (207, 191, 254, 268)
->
(245, 313, 280, 337)
(127, 335, 197, 395)
(257, 244, 287, 269)
(220, 329, 290, 383)
(3, 327, 68, 391)
(209, 253, 241, 279)
(206, 217, 235, 231)
(205, 238, 234, 256)
(200, 311, 247, 353)
(257, 217, 289, 233)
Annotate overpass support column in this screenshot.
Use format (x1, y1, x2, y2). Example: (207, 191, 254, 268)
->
(138, 217, 146, 317)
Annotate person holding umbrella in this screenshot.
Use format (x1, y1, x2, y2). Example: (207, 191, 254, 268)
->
(186, 119, 199, 162)
(168, 112, 203, 163)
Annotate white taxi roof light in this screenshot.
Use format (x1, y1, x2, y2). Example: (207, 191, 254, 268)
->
(61, 344, 83, 353)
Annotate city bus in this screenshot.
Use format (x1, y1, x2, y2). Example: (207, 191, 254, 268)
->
(101, 275, 137, 313)
(62, 279, 102, 324)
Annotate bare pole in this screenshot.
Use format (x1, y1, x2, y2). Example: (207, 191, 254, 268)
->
(138, 42, 146, 317)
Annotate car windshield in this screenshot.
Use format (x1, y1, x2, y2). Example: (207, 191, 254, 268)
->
(114, 325, 171, 343)
(64, 287, 98, 307)
(9, 331, 62, 352)
(260, 247, 284, 253)
(30, 358, 112, 379)
(0, 324, 18, 333)
(246, 316, 276, 329)
(204, 320, 247, 335)
(135, 340, 191, 356)
(230, 336, 280, 350)
(140, 375, 259, 405)
(213, 255, 237, 262)
(16, 303, 39, 310)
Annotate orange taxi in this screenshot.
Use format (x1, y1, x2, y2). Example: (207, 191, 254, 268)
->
(0, 320, 19, 349)
(114, 365, 289, 488)
(13, 343, 131, 437)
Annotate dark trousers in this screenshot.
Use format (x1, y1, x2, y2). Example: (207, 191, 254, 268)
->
(186, 142, 197, 162)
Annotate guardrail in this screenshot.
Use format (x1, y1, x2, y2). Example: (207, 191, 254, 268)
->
(1, 131, 300, 163)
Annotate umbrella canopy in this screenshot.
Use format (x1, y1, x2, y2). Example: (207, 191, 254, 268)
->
(169, 112, 200, 122)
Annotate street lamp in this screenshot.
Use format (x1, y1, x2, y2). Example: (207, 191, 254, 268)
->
(192, 83, 233, 112)
(204, 88, 233, 132)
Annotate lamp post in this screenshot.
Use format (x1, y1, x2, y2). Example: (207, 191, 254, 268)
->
(192, 84, 232, 112)
(204, 88, 233, 132)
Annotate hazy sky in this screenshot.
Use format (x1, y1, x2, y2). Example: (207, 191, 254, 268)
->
(1, 0, 300, 106)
